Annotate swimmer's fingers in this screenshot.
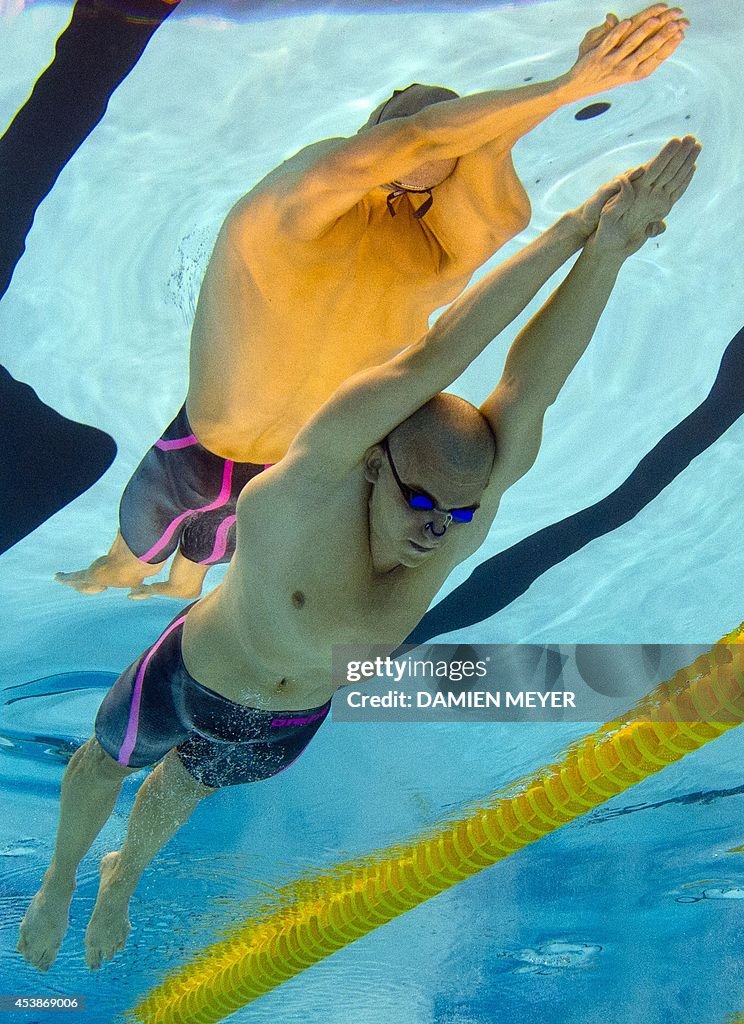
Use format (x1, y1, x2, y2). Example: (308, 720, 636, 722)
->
(658, 139, 700, 192)
(665, 141, 701, 189)
(610, 4, 682, 47)
(594, 7, 686, 79)
(618, 18, 686, 76)
(631, 26, 686, 77)
(568, 6, 685, 93)
(616, 16, 683, 61)
(625, 3, 674, 23)
(594, 4, 673, 56)
(641, 135, 697, 188)
(578, 12, 620, 57)
(667, 160, 697, 204)
(643, 138, 680, 182)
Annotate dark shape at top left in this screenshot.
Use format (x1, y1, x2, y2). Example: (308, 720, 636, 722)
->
(0, 0, 182, 555)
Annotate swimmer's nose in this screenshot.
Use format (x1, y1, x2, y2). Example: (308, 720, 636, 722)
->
(425, 513, 451, 538)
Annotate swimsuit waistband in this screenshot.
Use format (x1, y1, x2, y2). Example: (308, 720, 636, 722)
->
(186, 671, 332, 725)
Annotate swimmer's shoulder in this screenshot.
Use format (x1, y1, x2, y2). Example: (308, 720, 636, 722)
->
(218, 137, 364, 260)
(236, 446, 353, 526)
(228, 138, 350, 222)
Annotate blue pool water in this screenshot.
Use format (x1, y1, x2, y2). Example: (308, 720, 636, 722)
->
(1, 1, 744, 1022)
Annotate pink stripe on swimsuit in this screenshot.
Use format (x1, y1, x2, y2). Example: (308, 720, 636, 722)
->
(139, 458, 235, 563)
(117, 614, 188, 765)
(155, 434, 199, 451)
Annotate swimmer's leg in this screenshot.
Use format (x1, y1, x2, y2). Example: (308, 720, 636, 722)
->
(17, 738, 139, 972)
(128, 550, 209, 601)
(84, 749, 215, 970)
(55, 531, 162, 595)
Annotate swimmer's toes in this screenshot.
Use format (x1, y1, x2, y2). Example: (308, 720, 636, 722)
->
(84, 937, 101, 971)
(129, 582, 201, 600)
(85, 939, 122, 970)
(55, 571, 107, 595)
(19, 939, 54, 971)
(37, 951, 54, 972)
(17, 884, 73, 972)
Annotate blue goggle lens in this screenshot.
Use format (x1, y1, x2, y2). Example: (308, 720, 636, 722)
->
(408, 494, 475, 523)
(451, 508, 475, 524)
(409, 494, 435, 510)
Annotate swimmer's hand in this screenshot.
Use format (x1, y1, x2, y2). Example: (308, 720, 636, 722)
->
(566, 4, 688, 99)
(568, 170, 642, 240)
(593, 135, 700, 255)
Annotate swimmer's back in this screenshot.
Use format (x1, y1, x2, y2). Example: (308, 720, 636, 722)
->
(184, 144, 480, 463)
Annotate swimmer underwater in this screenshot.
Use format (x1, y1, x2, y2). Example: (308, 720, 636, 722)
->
(54, 4, 689, 600)
(18, 134, 700, 971)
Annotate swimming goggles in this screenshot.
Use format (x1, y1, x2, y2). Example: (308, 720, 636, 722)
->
(382, 437, 478, 524)
(385, 187, 434, 221)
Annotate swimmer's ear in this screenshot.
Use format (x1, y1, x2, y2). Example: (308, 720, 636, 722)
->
(363, 445, 385, 484)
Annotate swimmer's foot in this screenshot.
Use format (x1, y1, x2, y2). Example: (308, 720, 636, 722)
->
(84, 852, 132, 971)
(56, 551, 158, 595)
(16, 871, 75, 972)
(128, 579, 204, 600)
(55, 566, 109, 595)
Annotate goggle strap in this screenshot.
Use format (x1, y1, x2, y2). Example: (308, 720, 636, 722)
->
(386, 188, 434, 220)
(413, 190, 434, 219)
(386, 189, 406, 217)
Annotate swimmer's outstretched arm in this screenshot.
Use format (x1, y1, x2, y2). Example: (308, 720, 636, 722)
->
(261, 4, 686, 241)
(283, 178, 618, 473)
(286, 138, 699, 485)
(447, 4, 688, 152)
(476, 135, 700, 507)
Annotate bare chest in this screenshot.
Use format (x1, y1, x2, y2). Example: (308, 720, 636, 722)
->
(184, 483, 463, 709)
(240, 519, 442, 663)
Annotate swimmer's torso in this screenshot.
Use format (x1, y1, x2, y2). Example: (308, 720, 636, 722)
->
(181, 462, 493, 711)
(185, 140, 524, 462)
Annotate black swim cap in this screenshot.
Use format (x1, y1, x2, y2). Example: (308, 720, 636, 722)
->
(373, 83, 460, 126)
